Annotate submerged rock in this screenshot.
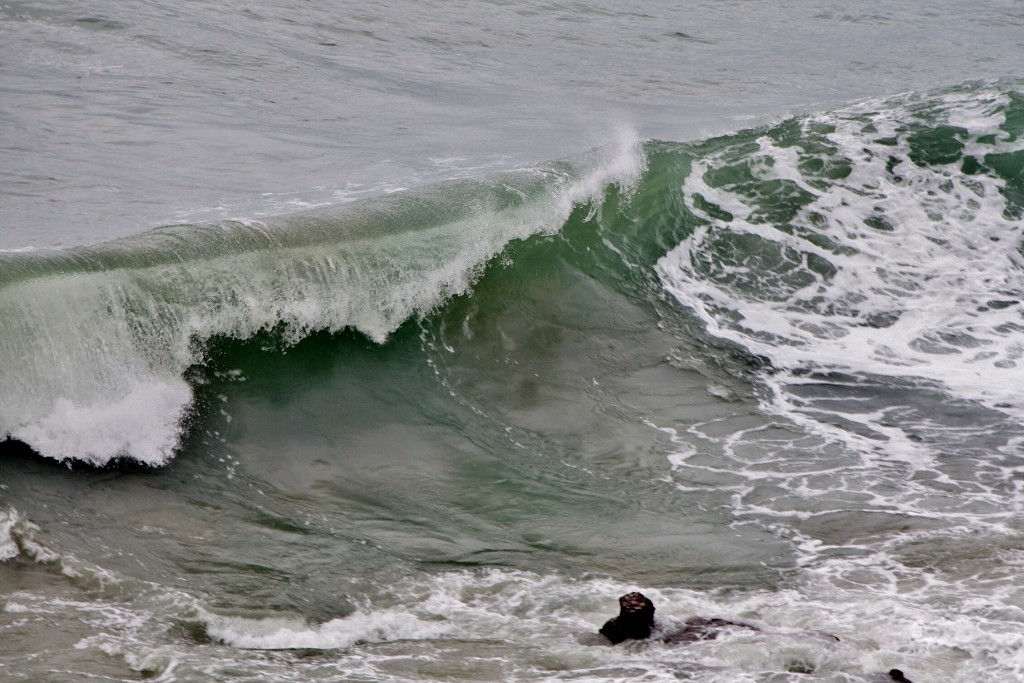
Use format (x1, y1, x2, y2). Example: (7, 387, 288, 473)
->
(662, 615, 761, 644)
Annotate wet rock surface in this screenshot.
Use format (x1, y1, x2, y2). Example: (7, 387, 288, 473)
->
(597, 592, 914, 683)
(598, 592, 759, 645)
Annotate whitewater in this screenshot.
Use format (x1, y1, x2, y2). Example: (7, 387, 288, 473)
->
(3, 2, 1024, 682)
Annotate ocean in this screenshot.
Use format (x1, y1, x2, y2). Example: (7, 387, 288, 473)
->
(2, 1, 1023, 681)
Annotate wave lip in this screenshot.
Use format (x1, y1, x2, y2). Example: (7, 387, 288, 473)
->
(0, 136, 645, 466)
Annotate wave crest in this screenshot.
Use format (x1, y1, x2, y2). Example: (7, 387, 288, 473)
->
(0, 136, 645, 466)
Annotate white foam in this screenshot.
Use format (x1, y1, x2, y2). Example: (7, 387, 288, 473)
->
(0, 507, 20, 561)
(11, 379, 192, 467)
(207, 610, 450, 650)
(6, 559, 1022, 680)
(651, 94, 1024, 679)
(658, 86, 1024, 454)
(0, 507, 61, 564)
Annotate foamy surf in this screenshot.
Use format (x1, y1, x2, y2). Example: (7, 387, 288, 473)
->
(0, 508, 20, 562)
(206, 610, 450, 650)
(2, 491, 1019, 680)
(5, 553, 1009, 681)
(658, 83, 1024, 453)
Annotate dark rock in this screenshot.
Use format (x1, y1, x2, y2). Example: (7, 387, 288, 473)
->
(597, 593, 910, 682)
(808, 629, 842, 643)
(599, 592, 760, 645)
(599, 592, 656, 644)
(662, 615, 760, 644)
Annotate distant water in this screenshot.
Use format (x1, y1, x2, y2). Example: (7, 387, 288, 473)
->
(2, 2, 1024, 682)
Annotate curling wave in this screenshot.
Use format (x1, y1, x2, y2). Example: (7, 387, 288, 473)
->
(0, 135, 645, 465)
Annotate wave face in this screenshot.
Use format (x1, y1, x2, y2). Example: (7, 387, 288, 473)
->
(3, 81, 1023, 472)
(0, 137, 644, 465)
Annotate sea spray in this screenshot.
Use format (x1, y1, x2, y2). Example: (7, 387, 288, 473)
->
(0, 137, 645, 466)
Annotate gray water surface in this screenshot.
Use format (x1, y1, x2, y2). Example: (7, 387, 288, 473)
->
(3, 0, 1021, 247)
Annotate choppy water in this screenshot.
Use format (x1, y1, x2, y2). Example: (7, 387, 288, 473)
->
(2, 2, 1024, 682)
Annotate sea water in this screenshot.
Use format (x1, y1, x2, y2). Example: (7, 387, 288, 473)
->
(2, 1, 1023, 681)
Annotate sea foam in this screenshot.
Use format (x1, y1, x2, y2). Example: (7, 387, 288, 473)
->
(658, 84, 1024, 452)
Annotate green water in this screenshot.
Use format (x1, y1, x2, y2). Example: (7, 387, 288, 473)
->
(4, 82, 1024, 682)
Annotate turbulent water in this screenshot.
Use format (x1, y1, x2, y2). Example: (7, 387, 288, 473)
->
(3, 2, 1024, 682)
